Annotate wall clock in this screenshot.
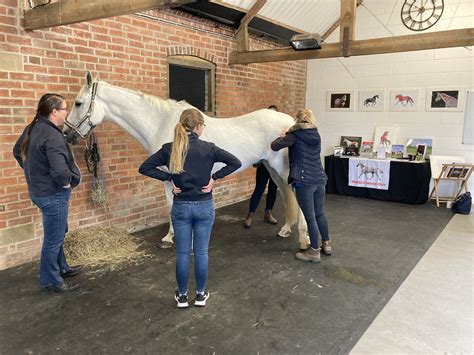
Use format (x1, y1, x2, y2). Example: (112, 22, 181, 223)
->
(401, 0, 444, 31)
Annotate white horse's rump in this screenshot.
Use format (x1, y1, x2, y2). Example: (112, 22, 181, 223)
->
(64, 72, 309, 249)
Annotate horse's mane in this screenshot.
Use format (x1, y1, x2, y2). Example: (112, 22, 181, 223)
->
(99, 80, 192, 117)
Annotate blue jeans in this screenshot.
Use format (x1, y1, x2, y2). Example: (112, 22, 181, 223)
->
(248, 164, 277, 213)
(171, 200, 215, 295)
(30, 188, 71, 288)
(294, 184, 329, 249)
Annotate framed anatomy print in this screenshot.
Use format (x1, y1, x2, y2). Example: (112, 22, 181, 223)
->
(358, 90, 384, 112)
(390, 89, 419, 112)
(426, 87, 466, 112)
(326, 91, 354, 111)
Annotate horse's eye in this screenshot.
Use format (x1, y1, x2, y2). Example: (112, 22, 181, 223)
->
(75, 101, 82, 107)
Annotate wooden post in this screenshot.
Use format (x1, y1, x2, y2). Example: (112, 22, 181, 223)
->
(340, 0, 357, 57)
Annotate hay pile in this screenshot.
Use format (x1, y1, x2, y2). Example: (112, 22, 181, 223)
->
(64, 227, 148, 271)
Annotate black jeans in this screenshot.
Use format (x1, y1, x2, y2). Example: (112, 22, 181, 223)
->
(294, 184, 329, 249)
(248, 164, 277, 213)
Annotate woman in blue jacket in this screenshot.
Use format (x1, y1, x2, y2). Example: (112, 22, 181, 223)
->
(139, 108, 241, 308)
(271, 109, 331, 263)
(13, 93, 82, 292)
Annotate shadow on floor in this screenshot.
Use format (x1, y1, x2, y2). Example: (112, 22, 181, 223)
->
(0, 195, 453, 354)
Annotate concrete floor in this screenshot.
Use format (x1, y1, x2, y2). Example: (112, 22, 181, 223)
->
(0, 195, 460, 354)
(351, 212, 474, 353)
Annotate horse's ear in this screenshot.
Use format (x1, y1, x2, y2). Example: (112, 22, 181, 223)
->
(86, 71, 93, 88)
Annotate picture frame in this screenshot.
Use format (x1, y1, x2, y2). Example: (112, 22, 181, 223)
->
(406, 138, 433, 157)
(415, 143, 427, 161)
(326, 91, 354, 111)
(447, 166, 471, 178)
(340, 136, 362, 156)
(390, 89, 419, 112)
(334, 146, 343, 157)
(391, 144, 404, 159)
(425, 87, 466, 112)
(373, 126, 398, 153)
(358, 90, 384, 112)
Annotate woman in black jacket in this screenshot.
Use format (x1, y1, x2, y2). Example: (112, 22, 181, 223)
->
(139, 108, 241, 308)
(271, 109, 331, 263)
(13, 93, 82, 292)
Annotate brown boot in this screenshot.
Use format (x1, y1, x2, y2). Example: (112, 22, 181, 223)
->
(295, 247, 321, 263)
(243, 213, 253, 228)
(263, 210, 278, 225)
(321, 240, 332, 255)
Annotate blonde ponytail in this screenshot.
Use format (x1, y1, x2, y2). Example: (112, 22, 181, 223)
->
(169, 108, 204, 174)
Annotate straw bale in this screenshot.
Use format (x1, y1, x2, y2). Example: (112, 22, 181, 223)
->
(64, 227, 148, 271)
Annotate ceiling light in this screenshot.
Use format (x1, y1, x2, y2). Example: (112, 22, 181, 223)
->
(289, 33, 322, 51)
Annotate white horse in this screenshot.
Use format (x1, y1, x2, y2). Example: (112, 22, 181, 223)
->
(63, 72, 310, 249)
(343, 138, 358, 148)
(356, 162, 383, 181)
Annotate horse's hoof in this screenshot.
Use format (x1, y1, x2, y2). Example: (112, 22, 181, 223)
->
(277, 231, 291, 238)
(159, 241, 173, 249)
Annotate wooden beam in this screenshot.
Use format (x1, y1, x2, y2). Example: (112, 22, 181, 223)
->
(322, 0, 362, 41)
(239, 0, 267, 28)
(235, 0, 266, 52)
(229, 28, 474, 65)
(24, 0, 195, 30)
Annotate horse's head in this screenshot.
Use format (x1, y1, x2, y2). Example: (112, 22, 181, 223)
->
(63, 71, 106, 144)
(356, 162, 363, 168)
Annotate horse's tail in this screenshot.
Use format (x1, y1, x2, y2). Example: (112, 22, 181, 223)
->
(284, 186, 299, 224)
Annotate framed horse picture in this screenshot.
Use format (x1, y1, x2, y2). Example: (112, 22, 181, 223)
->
(390, 89, 419, 112)
(326, 91, 354, 111)
(358, 90, 384, 112)
(373, 126, 398, 153)
(425, 87, 466, 112)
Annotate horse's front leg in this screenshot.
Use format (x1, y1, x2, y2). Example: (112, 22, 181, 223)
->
(160, 181, 174, 248)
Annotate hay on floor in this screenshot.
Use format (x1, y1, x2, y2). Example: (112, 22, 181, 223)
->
(64, 227, 148, 271)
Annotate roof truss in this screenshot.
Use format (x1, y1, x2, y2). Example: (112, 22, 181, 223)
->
(24, 0, 195, 30)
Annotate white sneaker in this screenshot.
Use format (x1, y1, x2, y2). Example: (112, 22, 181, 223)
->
(174, 290, 189, 308)
(194, 289, 209, 307)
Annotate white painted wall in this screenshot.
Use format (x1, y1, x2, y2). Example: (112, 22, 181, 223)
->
(306, 0, 474, 194)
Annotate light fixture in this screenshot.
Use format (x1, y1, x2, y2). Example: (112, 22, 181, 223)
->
(289, 33, 322, 51)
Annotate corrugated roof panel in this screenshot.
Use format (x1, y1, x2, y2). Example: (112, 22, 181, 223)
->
(220, 0, 341, 36)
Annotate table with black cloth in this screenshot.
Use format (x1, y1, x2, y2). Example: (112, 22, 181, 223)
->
(324, 155, 431, 204)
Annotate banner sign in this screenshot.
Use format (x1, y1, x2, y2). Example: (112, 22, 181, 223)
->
(348, 158, 390, 190)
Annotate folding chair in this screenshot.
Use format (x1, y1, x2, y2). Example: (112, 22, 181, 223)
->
(429, 163, 473, 207)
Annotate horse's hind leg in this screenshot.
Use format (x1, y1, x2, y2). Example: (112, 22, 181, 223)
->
(263, 161, 298, 238)
(277, 184, 297, 238)
(160, 181, 174, 248)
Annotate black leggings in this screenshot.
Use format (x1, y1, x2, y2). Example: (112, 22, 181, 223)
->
(248, 164, 277, 213)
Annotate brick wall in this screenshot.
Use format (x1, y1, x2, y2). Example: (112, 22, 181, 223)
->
(0, 1, 307, 269)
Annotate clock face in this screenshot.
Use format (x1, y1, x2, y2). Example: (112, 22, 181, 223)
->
(401, 0, 444, 31)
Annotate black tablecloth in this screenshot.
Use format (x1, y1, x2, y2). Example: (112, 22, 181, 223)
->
(325, 155, 431, 204)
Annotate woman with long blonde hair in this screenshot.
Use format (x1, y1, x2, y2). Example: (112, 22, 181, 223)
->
(139, 108, 241, 308)
(271, 109, 331, 263)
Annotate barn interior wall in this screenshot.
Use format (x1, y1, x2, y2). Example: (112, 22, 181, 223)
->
(0, 1, 306, 269)
(306, 0, 474, 194)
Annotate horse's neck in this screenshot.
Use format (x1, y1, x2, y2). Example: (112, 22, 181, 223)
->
(98, 83, 177, 153)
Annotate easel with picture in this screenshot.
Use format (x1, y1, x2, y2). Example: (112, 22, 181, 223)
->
(429, 163, 473, 207)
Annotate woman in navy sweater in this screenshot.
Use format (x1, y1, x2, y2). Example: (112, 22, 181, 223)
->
(271, 109, 331, 263)
(139, 108, 241, 308)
